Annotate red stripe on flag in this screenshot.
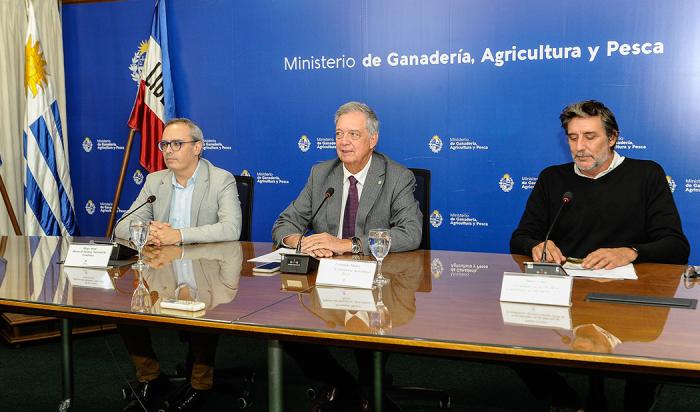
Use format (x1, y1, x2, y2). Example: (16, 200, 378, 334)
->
(128, 81, 166, 173)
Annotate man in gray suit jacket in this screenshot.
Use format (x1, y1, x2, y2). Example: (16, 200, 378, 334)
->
(115, 118, 242, 245)
(273, 102, 422, 410)
(272, 101, 422, 257)
(117, 118, 241, 412)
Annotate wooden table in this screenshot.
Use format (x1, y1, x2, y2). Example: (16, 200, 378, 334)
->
(0, 236, 698, 411)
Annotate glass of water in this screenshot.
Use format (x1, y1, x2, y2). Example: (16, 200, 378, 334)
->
(131, 266, 152, 313)
(129, 220, 150, 269)
(368, 228, 391, 287)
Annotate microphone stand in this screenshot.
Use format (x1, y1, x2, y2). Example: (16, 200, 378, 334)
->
(280, 189, 334, 275)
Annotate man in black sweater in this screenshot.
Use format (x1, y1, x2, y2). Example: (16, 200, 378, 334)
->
(510, 100, 690, 412)
(511, 99, 689, 268)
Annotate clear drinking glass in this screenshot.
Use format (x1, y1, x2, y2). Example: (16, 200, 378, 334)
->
(129, 220, 149, 269)
(368, 228, 391, 286)
(369, 285, 392, 335)
(130, 267, 152, 313)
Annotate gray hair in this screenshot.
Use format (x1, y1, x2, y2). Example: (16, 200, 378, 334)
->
(164, 118, 204, 142)
(334, 101, 379, 136)
(560, 100, 620, 148)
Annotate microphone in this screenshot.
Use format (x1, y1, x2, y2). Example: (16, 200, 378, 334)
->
(103, 195, 156, 260)
(295, 188, 335, 253)
(111, 195, 157, 243)
(281, 188, 334, 275)
(540, 191, 573, 262)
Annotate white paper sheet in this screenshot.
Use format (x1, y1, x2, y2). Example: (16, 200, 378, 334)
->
(562, 262, 637, 280)
(247, 248, 296, 263)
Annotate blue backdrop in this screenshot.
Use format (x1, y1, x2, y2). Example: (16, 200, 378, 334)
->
(62, 0, 700, 261)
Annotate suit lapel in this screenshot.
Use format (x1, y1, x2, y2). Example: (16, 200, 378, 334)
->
(190, 160, 208, 226)
(155, 172, 173, 222)
(325, 162, 344, 236)
(355, 153, 386, 233)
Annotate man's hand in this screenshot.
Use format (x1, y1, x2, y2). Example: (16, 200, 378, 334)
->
(532, 241, 566, 264)
(582, 247, 637, 270)
(142, 245, 183, 268)
(148, 221, 182, 246)
(301, 233, 352, 256)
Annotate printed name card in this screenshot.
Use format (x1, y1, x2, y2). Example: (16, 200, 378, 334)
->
(64, 267, 113, 290)
(500, 301, 572, 330)
(64, 243, 112, 268)
(316, 286, 377, 311)
(316, 259, 377, 289)
(500, 271, 573, 307)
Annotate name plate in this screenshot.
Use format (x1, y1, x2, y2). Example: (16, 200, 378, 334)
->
(316, 259, 377, 289)
(500, 271, 572, 307)
(65, 243, 112, 268)
(316, 286, 377, 311)
(64, 267, 113, 290)
(500, 301, 572, 330)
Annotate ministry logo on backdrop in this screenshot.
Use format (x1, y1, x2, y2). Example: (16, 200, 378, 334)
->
(430, 258, 444, 279)
(428, 135, 443, 153)
(203, 138, 232, 151)
(82, 137, 93, 152)
(298, 135, 311, 152)
(521, 176, 537, 190)
(429, 210, 443, 228)
(241, 169, 250, 177)
(257, 172, 290, 185)
(133, 170, 144, 185)
(615, 135, 647, 151)
(499, 173, 514, 192)
(129, 40, 149, 83)
(450, 212, 489, 227)
(667, 176, 676, 193)
(85, 200, 96, 215)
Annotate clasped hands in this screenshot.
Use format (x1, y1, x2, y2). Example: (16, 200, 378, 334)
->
(146, 221, 182, 247)
(283, 232, 352, 258)
(532, 241, 638, 270)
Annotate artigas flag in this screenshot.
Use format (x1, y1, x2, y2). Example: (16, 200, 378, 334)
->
(128, 0, 176, 173)
(23, 0, 78, 236)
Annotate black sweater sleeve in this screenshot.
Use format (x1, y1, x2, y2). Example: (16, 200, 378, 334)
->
(632, 162, 690, 264)
(509, 170, 551, 257)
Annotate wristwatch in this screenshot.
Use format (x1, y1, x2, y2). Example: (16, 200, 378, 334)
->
(350, 237, 362, 254)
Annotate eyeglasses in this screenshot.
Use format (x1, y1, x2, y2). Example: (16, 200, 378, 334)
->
(335, 129, 363, 141)
(157, 140, 198, 152)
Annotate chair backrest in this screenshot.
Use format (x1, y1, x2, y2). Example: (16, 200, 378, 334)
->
(234, 175, 254, 241)
(408, 168, 431, 250)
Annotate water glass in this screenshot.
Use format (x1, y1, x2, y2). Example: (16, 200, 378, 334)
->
(368, 229, 391, 286)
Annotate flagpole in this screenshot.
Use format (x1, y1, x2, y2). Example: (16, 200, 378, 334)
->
(105, 128, 136, 238)
(0, 175, 21, 235)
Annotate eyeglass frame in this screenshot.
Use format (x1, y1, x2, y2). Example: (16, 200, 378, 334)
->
(157, 140, 199, 152)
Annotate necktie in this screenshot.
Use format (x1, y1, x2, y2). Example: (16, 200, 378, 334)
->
(342, 176, 359, 239)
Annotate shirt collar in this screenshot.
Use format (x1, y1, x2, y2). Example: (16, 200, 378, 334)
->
(574, 150, 625, 179)
(343, 156, 372, 186)
(172, 160, 201, 189)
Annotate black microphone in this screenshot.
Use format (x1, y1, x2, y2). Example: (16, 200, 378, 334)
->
(295, 188, 335, 253)
(102, 195, 156, 260)
(280, 188, 334, 275)
(540, 191, 573, 262)
(111, 195, 157, 243)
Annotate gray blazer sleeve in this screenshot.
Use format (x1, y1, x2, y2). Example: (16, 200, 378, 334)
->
(113, 174, 159, 240)
(181, 172, 242, 244)
(379, 167, 422, 253)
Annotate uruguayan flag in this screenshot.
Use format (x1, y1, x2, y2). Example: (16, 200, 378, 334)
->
(23, 1, 78, 236)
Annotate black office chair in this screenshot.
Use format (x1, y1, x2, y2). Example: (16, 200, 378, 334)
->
(408, 168, 431, 250)
(385, 168, 451, 409)
(234, 174, 254, 242)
